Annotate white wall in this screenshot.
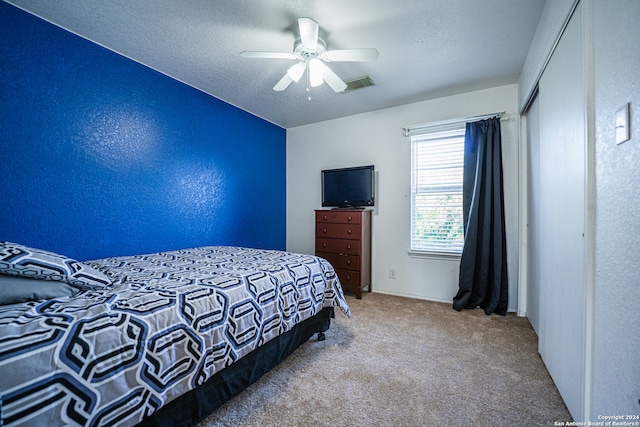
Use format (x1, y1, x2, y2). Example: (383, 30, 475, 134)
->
(287, 84, 519, 311)
(591, 0, 640, 417)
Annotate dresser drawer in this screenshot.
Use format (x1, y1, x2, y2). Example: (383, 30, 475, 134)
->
(315, 223, 362, 240)
(316, 252, 361, 271)
(315, 210, 362, 224)
(316, 238, 361, 255)
(335, 269, 361, 288)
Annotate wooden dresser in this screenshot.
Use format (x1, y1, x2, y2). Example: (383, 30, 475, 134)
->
(315, 209, 371, 299)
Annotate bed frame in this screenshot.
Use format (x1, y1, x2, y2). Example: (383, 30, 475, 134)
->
(137, 307, 333, 427)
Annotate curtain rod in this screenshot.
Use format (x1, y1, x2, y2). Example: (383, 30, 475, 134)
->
(402, 111, 507, 137)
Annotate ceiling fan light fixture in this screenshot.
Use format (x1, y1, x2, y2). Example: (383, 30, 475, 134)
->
(287, 62, 306, 82)
(308, 58, 325, 87)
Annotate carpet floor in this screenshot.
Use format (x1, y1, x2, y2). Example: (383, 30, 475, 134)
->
(197, 292, 571, 426)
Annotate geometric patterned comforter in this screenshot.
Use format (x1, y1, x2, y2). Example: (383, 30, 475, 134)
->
(0, 246, 350, 427)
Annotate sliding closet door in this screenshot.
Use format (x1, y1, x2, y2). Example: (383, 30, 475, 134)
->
(525, 95, 541, 335)
(537, 4, 586, 419)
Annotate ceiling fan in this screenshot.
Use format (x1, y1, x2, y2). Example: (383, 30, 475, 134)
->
(240, 18, 379, 99)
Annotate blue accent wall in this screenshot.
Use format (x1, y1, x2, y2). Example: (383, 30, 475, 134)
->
(0, 2, 286, 260)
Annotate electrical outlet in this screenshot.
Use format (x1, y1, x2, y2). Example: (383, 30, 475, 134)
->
(389, 268, 397, 279)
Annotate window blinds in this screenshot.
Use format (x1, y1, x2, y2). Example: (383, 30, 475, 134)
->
(410, 127, 465, 254)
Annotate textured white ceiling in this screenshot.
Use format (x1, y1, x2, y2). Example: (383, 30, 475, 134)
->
(6, 0, 545, 128)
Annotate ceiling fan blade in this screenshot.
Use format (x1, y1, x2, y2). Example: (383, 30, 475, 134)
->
(240, 51, 297, 60)
(273, 73, 294, 91)
(298, 17, 319, 51)
(322, 48, 379, 62)
(322, 65, 347, 93)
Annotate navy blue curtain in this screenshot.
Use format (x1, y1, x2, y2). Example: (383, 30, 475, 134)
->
(453, 117, 508, 315)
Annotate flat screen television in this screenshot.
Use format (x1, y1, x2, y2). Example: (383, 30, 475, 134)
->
(321, 165, 375, 208)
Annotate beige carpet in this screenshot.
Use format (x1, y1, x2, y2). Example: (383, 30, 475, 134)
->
(197, 293, 571, 426)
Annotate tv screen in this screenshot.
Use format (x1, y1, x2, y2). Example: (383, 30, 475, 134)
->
(321, 165, 375, 208)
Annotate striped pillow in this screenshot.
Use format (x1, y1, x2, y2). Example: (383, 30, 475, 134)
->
(0, 241, 112, 290)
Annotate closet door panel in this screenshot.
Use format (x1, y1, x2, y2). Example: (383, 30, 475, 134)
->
(537, 5, 586, 420)
(525, 95, 541, 335)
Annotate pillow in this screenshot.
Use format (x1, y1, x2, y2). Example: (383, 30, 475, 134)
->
(0, 241, 112, 290)
(0, 274, 79, 305)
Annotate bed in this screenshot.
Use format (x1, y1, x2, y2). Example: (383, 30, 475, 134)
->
(0, 242, 350, 427)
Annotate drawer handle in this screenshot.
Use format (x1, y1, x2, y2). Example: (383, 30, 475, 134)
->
(346, 245, 352, 250)
(346, 260, 351, 265)
(323, 228, 327, 234)
(348, 216, 352, 221)
(347, 229, 352, 234)
(322, 243, 327, 248)
(346, 275, 351, 281)
(323, 215, 328, 220)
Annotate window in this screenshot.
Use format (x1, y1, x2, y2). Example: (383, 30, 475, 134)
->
(410, 126, 465, 255)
